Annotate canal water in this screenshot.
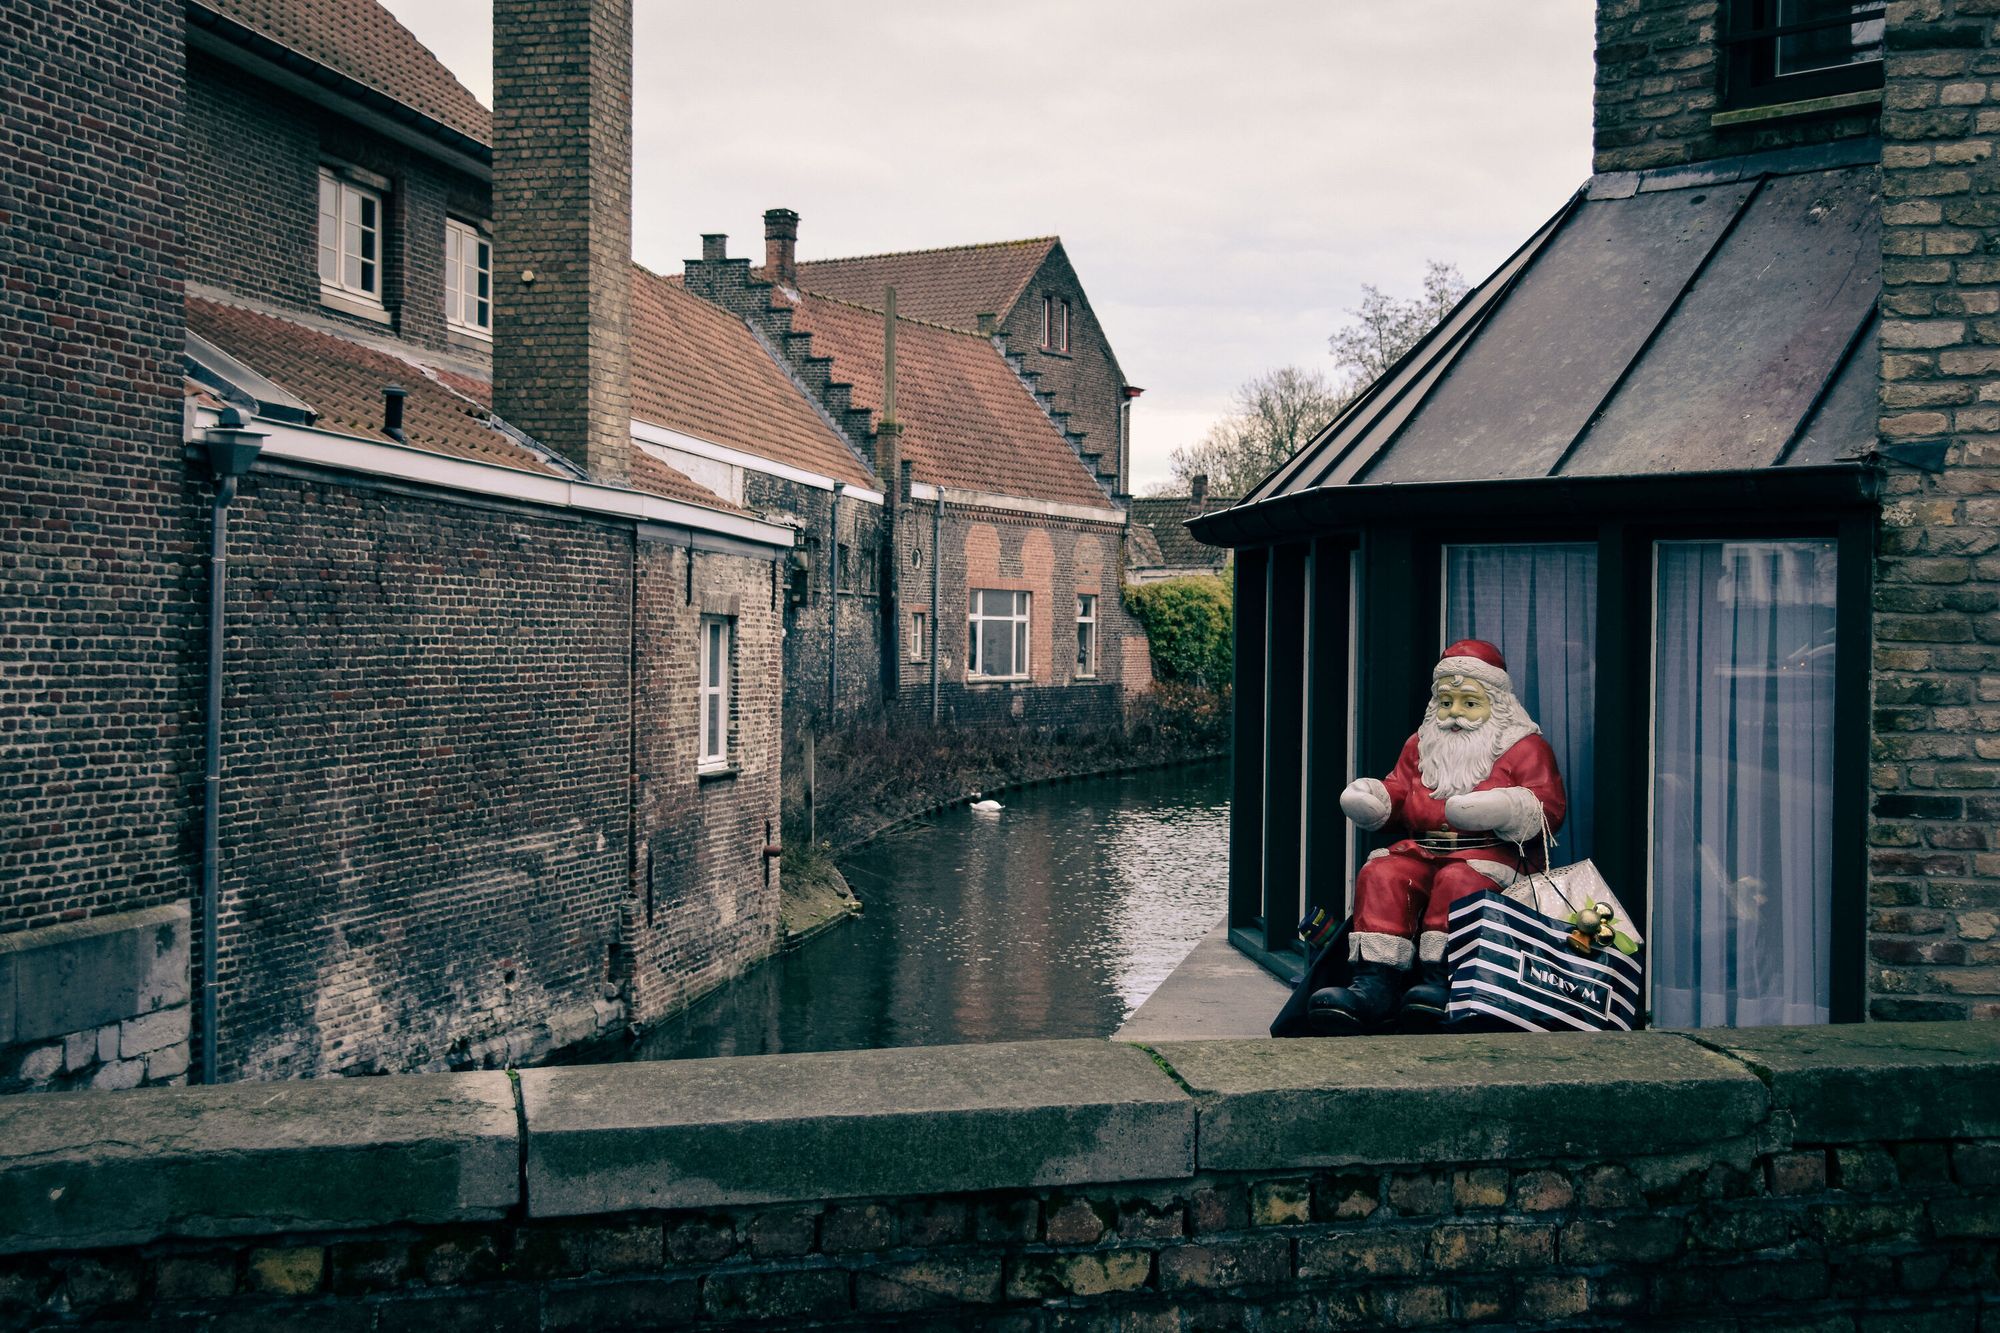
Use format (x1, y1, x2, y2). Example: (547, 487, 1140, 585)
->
(630, 761, 1229, 1061)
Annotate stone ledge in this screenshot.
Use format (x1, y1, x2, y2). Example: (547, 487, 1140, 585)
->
(0, 901, 190, 1048)
(1147, 1031, 1772, 1173)
(1687, 1020, 2000, 1144)
(518, 1040, 1194, 1216)
(0, 1072, 518, 1254)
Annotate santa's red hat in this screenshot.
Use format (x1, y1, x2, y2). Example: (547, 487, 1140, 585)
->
(1434, 639, 1511, 696)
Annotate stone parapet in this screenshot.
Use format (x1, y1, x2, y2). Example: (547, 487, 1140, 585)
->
(0, 1023, 1995, 1328)
(0, 904, 191, 1096)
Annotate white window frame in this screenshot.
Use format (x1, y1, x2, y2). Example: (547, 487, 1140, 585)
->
(318, 168, 384, 306)
(1042, 295, 1070, 352)
(908, 609, 928, 662)
(699, 616, 732, 772)
(968, 588, 1031, 682)
(1075, 593, 1098, 678)
(444, 217, 491, 338)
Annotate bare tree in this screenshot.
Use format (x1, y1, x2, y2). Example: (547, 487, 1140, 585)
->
(1161, 261, 1469, 498)
(1328, 260, 1468, 394)
(1166, 365, 1346, 498)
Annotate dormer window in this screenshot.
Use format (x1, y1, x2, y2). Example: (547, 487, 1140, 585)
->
(318, 167, 383, 304)
(444, 218, 491, 339)
(1722, 1, 1884, 111)
(1041, 295, 1070, 353)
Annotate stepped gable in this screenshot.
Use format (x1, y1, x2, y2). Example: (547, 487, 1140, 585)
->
(191, 0, 492, 144)
(787, 294, 1114, 509)
(788, 238, 1058, 331)
(186, 296, 737, 511)
(629, 266, 877, 489)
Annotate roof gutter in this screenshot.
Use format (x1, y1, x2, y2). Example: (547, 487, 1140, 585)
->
(189, 409, 795, 550)
(909, 481, 1125, 527)
(187, 7, 492, 181)
(1189, 464, 1884, 549)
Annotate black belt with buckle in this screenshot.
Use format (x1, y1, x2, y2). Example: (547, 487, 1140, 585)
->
(1415, 831, 1499, 852)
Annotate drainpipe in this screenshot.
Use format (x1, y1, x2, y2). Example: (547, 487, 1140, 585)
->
(930, 494, 943, 725)
(199, 407, 265, 1085)
(829, 481, 843, 716)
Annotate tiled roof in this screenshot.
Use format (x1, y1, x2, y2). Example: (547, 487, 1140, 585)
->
(191, 0, 492, 144)
(787, 295, 1112, 509)
(789, 238, 1058, 331)
(1130, 496, 1235, 571)
(630, 267, 876, 488)
(186, 296, 736, 511)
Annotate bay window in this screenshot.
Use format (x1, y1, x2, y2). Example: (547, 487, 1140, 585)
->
(968, 589, 1030, 681)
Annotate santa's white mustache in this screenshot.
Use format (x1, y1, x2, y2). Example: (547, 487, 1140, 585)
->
(1434, 715, 1482, 732)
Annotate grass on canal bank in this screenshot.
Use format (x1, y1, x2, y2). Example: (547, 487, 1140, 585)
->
(778, 840, 861, 948)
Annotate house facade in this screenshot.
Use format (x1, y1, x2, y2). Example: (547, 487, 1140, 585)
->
(681, 215, 1156, 732)
(1196, 0, 2000, 1027)
(3, 0, 799, 1090)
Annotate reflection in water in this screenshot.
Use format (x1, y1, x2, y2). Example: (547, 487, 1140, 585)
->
(631, 762, 1229, 1061)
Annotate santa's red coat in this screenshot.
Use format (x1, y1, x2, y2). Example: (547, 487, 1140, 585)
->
(1376, 731, 1567, 873)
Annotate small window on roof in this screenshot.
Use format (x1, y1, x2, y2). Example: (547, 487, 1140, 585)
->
(1722, 0, 1883, 110)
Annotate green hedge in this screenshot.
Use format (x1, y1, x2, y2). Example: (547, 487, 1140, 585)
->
(1124, 576, 1233, 688)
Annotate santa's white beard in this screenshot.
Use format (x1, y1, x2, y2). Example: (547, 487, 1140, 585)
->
(1417, 692, 1539, 798)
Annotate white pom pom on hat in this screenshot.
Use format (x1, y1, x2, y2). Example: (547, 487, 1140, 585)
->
(1434, 638, 1512, 695)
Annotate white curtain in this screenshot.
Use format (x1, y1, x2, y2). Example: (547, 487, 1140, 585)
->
(1444, 544, 1598, 864)
(1652, 540, 1836, 1028)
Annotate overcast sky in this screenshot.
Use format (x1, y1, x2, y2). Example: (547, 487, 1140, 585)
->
(382, 1, 1598, 492)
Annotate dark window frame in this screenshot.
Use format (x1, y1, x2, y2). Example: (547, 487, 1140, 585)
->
(1228, 509, 1871, 1025)
(1720, 0, 1885, 111)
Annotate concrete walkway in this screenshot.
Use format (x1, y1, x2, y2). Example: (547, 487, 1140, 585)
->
(1114, 921, 1291, 1043)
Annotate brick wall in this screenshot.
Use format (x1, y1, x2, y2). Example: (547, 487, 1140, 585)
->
(1869, 2, 2000, 1022)
(209, 470, 780, 1078)
(1592, 0, 1880, 173)
(740, 472, 888, 726)
(0, 0, 191, 934)
(892, 501, 1148, 732)
(491, 0, 632, 483)
(625, 542, 784, 1026)
(184, 50, 489, 356)
(1001, 248, 1129, 496)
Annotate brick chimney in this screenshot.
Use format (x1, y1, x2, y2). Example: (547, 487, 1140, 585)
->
(1191, 473, 1208, 508)
(764, 209, 799, 288)
(491, 0, 633, 485)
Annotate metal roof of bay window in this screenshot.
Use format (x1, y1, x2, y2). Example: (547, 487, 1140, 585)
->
(1193, 141, 1884, 547)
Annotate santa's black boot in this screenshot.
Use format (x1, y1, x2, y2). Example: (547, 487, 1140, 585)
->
(1399, 960, 1451, 1027)
(1308, 962, 1404, 1032)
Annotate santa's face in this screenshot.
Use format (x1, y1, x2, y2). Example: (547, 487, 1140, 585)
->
(1432, 676, 1492, 730)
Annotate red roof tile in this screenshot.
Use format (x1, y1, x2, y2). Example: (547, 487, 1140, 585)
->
(192, 0, 491, 144)
(186, 296, 737, 511)
(630, 267, 876, 488)
(788, 295, 1112, 510)
(788, 238, 1058, 331)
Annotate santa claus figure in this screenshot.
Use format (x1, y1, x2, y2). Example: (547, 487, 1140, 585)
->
(1312, 639, 1566, 1030)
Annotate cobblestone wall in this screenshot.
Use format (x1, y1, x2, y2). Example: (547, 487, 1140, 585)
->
(1870, 3, 2000, 1022)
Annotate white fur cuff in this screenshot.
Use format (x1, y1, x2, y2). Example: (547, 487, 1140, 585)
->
(1418, 930, 1449, 964)
(1349, 931, 1415, 969)
(1485, 786, 1545, 843)
(1340, 778, 1392, 832)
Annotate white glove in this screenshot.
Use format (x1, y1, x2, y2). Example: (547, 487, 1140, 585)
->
(1340, 778, 1392, 831)
(1443, 787, 1543, 842)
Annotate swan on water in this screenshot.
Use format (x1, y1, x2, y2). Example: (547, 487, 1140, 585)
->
(969, 793, 1003, 813)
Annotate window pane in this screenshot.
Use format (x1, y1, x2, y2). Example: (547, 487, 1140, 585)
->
(1444, 543, 1598, 865)
(706, 693, 721, 756)
(1652, 539, 1836, 1028)
(708, 623, 722, 683)
(344, 252, 362, 291)
(1014, 621, 1028, 674)
(988, 621, 1014, 678)
(969, 617, 979, 673)
(1776, 0, 1884, 76)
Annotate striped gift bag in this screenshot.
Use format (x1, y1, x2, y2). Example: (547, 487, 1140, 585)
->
(1444, 890, 1643, 1033)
